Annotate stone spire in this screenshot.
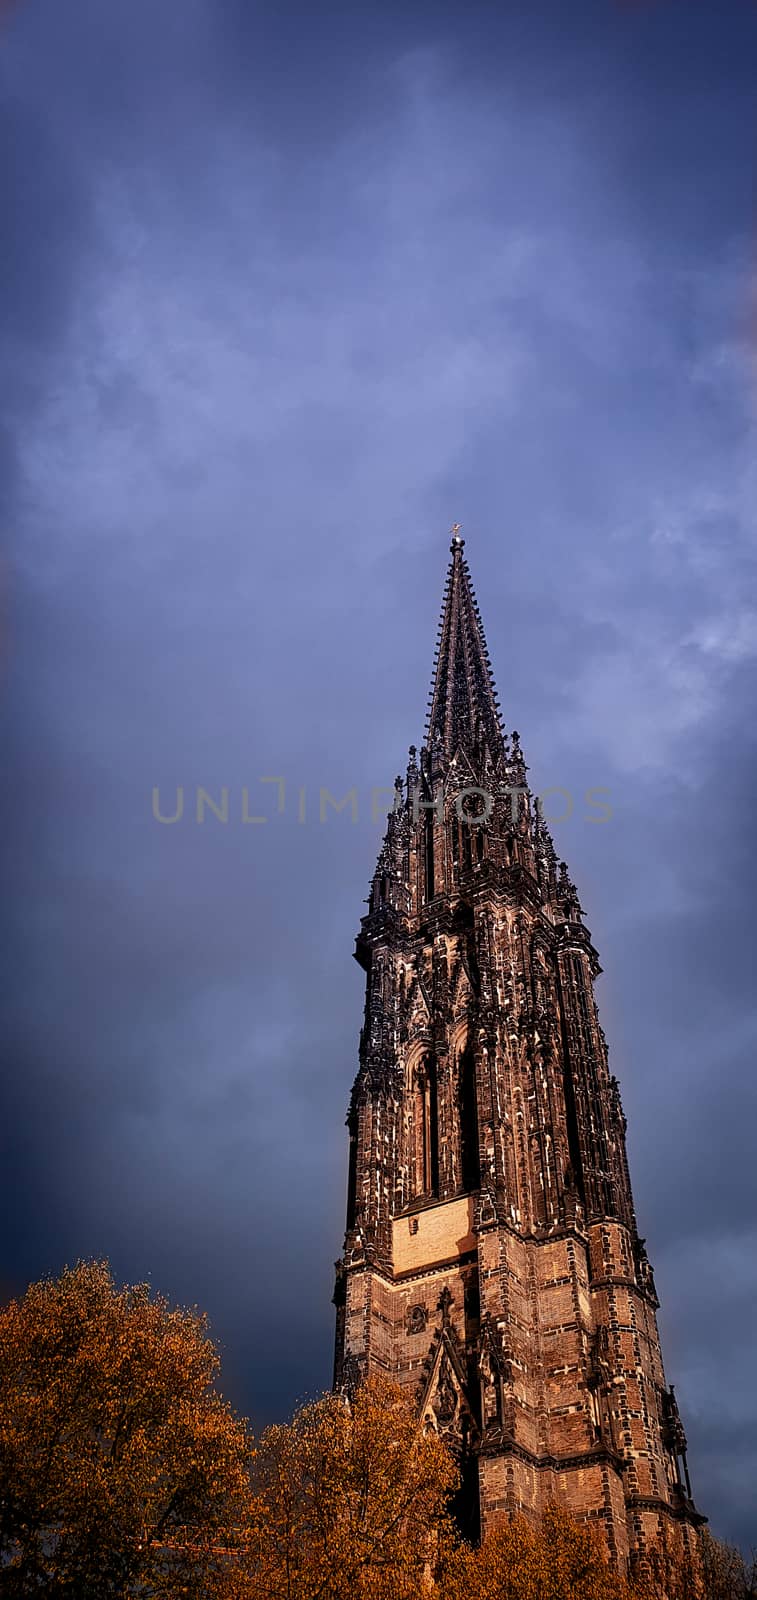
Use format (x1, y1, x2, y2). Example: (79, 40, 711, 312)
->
(334, 529, 704, 1566)
(425, 528, 505, 767)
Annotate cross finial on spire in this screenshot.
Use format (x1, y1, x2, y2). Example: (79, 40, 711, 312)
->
(449, 522, 464, 551)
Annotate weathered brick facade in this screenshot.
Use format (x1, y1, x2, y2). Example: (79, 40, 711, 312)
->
(333, 533, 702, 1563)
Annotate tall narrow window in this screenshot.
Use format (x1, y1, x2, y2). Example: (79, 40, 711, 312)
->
(413, 1056, 439, 1197)
(459, 1046, 480, 1191)
(462, 821, 472, 871)
(426, 1056, 439, 1195)
(346, 1114, 358, 1227)
(424, 810, 435, 901)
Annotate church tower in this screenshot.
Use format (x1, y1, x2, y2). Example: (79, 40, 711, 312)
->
(333, 532, 702, 1565)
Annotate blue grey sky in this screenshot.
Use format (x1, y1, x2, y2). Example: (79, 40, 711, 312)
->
(2, 0, 756, 1552)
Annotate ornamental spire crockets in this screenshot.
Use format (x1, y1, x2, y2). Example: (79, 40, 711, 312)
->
(425, 527, 506, 767)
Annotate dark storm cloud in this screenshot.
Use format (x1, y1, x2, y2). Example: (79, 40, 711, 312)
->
(0, 90, 85, 349)
(1, 0, 756, 1551)
(0, 70, 90, 524)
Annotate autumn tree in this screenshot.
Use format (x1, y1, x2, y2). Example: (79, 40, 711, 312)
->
(698, 1530, 757, 1600)
(246, 1372, 457, 1600)
(441, 1505, 757, 1600)
(0, 1260, 255, 1598)
(632, 1527, 757, 1600)
(439, 1502, 632, 1600)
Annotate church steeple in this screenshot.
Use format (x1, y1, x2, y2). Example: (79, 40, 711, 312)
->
(334, 529, 703, 1568)
(426, 528, 505, 766)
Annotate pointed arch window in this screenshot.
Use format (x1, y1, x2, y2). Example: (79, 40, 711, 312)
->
(462, 822, 472, 871)
(346, 1112, 358, 1228)
(451, 813, 460, 865)
(412, 1054, 439, 1198)
(424, 810, 435, 901)
(459, 1045, 480, 1192)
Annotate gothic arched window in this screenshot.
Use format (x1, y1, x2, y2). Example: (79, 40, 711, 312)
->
(412, 1055, 439, 1198)
(459, 1045, 480, 1191)
(451, 813, 460, 865)
(462, 821, 472, 871)
(424, 810, 435, 901)
(346, 1112, 358, 1228)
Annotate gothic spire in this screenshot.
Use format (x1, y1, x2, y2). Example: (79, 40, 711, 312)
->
(338, 534, 702, 1553)
(425, 528, 505, 765)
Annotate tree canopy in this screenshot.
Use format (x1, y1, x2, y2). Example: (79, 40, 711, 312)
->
(247, 1370, 457, 1600)
(0, 1260, 254, 1597)
(439, 1502, 631, 1600)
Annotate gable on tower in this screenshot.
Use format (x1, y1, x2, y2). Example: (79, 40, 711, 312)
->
(417, 1287, 480, 1452)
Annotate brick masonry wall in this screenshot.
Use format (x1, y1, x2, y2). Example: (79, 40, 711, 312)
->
(340, 1208, 698, 1567)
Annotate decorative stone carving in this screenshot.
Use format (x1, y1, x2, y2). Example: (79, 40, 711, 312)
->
(406, 1303, 428, 1334)
(634, 1237, 659, 1304)
(437, 1285, 454, 1325)
(586, 1324, 616, 1450)
(336, 1352, 365, 1400)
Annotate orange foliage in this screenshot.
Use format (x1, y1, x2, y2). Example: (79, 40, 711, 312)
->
(440, 1502, 632, 1600)
(245, 1372, 457, 1600)
(0, 1260, 255, 1597)
(631, 1528, 757, 1600)
(441, 1507, 757, 1600)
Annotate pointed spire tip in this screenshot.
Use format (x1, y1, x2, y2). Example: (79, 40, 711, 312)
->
(449, 521, 465, 552)
(426, 530, 504, 763)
